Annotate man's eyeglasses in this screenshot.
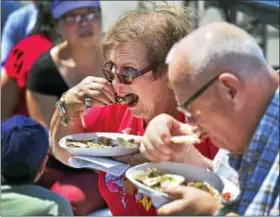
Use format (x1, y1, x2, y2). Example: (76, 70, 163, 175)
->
(62, 10, 101, 25)
(101, 61, 154, 85)
(177, 74, 221, 121)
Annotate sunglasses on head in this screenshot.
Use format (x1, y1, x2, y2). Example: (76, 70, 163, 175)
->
(62, 9, 101, 25)
(101, 61, 154, 85)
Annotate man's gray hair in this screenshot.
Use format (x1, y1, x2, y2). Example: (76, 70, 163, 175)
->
(166, 30, 269, 80)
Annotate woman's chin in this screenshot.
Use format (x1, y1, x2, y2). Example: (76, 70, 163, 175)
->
(128, 102, 144, 117)
(77, 37, 95, 47)
(128, 102, 154, 122)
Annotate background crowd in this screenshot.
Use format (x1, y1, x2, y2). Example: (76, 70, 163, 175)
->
(1, 1, 279, 216)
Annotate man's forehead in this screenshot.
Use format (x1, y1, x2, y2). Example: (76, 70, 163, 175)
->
(168, 48, 194, 84)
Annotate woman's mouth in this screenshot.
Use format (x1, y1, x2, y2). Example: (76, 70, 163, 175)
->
(79, 31, 93, 38)
(116, 94, 139, 107)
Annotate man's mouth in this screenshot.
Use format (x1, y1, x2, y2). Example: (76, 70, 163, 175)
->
(116, 94, 139, 107)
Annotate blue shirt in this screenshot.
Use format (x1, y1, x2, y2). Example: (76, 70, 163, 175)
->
(214, 88, 279, 215)
(1, 3, 37, 67)
(1, 1, 21, 32)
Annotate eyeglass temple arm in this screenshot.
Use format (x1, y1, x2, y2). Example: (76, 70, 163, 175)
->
(179, 74, 221, 107)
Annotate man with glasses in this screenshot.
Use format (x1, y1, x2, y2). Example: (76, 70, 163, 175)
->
(141, 22, 279, 216)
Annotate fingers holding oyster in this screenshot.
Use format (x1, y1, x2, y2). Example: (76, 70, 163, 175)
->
(63, 69, 143, 117)
(62, 76, 116, 114)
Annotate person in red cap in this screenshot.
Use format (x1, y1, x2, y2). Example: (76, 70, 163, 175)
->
(1, 115, 73, 216)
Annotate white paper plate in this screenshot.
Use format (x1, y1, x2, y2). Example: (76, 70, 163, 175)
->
(59, 133, 140, 157)
(125, 162, 240, 208)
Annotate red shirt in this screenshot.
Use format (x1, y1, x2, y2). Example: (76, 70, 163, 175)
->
(77, 104, 218, 216)
(4, 34, 52, 117)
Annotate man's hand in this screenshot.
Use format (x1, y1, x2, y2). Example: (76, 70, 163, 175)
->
(140, 114, 208, 167)
(157, 185, 223, 216)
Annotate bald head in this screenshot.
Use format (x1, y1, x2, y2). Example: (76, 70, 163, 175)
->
(167, 22, 269, 84)
(166, 22, 279, 154)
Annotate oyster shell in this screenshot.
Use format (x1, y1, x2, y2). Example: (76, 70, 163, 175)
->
(135, 168, 185, 190)
(170, 134, 201, 145)
(134, 168, 222, 200)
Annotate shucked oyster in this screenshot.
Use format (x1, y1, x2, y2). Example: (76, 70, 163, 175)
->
(65, 136, 136, 148)
(116, 137, 137, 148)
(115, 94, 139, 105)
(135, 168, 185, 191)
(65, 138, 103, 148)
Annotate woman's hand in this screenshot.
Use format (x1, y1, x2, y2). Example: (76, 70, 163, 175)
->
(63, 76, 116, 116)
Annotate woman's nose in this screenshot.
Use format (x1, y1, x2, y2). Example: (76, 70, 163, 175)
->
(112, 78, 126, 97)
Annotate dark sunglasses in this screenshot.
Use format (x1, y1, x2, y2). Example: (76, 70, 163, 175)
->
(62, 10, 101, 25)
(177, 74, 221, 113)
(101, 61, 154, 85)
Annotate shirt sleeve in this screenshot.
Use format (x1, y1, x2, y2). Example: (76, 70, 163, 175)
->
(213, 149, 240, 187)
(4, 42, 28, 89)
(27, 53, 64, 96)
(4, 36, 52, 90)
(269, 195, 279, 216)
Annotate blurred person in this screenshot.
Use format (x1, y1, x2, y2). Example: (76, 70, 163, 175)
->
(1, 0, 20, 33)
(1, 1, 37, 67)
(26, 1, 106, 215)
(26, 0, 102, 129)
(1, 1, 55, 122)
(141, 22, 279, 216)
(49, 5, 218, 216)
(1, 115, 73, 216)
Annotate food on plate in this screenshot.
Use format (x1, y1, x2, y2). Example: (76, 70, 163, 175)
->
(65, 136, 137, 148)
(116, 137, 137, 148)
(135, 168, 231, 201)
(65, 138, 103, 148)
(170, 134, 201, 145)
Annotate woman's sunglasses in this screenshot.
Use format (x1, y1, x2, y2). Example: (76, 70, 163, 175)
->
(101, 61, 154, 85)
(62, 10, 101, 25)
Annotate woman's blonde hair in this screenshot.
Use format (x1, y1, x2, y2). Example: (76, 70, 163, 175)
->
(102, 4, 193, 78)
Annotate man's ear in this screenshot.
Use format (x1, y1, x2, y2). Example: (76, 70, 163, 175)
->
(218, 73, 244, 110)
(34, 155, 49, 183)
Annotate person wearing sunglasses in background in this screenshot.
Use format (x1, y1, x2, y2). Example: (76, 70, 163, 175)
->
(141, 22, 279, 216)
(49, 5, 218, 216)
(26, 1, 105, 216)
